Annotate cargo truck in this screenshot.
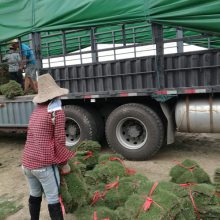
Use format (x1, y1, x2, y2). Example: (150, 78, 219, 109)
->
(1, 1, 220, 160)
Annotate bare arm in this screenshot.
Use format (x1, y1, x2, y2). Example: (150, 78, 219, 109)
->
(19, 56, 26, 70)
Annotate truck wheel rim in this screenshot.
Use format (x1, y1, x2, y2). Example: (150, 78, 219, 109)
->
(116, 117, 148, 150)
(65, 117, 80, 147)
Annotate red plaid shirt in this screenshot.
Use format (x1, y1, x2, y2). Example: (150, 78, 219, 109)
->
(22, 103, 74, 169)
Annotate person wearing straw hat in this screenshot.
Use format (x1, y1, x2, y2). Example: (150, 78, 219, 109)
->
(22, 73, 74, 220)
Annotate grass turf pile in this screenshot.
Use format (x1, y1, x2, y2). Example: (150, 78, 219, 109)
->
(115, 181, 219, 219)
(91, 174, 149, 209)
(84, 160, 129, 187)
(70, 157, 87, 177)
(0, 64, 9, 86)
(60, 143, 218, 219)
(189, 184, 220, 219)
(115, 181, 195, 220)
(75, 206, 119, 220)
(214, 168, 220, 194)
(0, 80, 24, 99)
(98, 153, 124, 163)
(60, 159, 90, 213)
(74, 140, 101, 170)
(169, 159, 211, 184)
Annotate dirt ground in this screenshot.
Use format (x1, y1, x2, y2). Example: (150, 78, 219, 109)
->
(0, 132, 219, 220)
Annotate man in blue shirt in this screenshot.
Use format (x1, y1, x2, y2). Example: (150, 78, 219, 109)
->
(11, 39, 38, 94)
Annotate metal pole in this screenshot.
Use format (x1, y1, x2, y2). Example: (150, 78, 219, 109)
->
(31, 32, 42, 70)
(152, 23, 165, 89)
(91, 27, 98, 63)
(208, 37, 211, 49)
(62, 30, 67, 66)
(133, 27, 137, 58)
(112, 31, 116, 60)
(177, 28, 184, 53)
(79, 37, 83, 64)
(122, 24, 126, 46)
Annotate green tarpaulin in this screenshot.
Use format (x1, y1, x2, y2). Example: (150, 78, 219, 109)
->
(1, 0, 220, 43)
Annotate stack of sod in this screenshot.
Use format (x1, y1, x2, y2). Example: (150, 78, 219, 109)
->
(91, 174, 149, 209)
(214, 168, 220, 195)
(75, 206, 119, 220)
(156, 182, 196, 220)
(190, 184, 220, 219)
(0, 80, 24, 99)
(98, 153, 124, 163)
(61, 144, 218, 219)
(60, 159, 90, 213)
(90, 178, 196, 219)
(70, 157, 87, 177)
(115, 181, 195, 220)
(84, 159, 130, 187)
(84, 153, 126, 189)
(170, 159, 211, 184)
(0, 64, 9, 86)
(74, 140, 101, 170)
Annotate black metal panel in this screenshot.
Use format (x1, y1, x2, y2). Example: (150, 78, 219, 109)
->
(47, 49, 220, 96)
(48, 56, 157, 95)
(164, 49, 220, 89)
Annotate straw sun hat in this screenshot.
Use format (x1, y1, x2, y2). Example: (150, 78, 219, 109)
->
(33, 73, 69, 104)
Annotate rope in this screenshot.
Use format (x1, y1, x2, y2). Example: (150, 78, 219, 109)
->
(109, 157, 136, 175)
(173, 160, 196, 172)
(179, 183, 201, 220)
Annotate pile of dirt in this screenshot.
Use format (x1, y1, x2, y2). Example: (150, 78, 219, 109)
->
(60, 141, 220, 220)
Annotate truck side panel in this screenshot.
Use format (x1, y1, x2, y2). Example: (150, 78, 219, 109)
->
(0, 97, 35, 127)
(47, 49, 220, 98)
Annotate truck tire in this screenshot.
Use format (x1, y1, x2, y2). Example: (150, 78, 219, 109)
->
(86, 106, 105, 141)
(64, 105, 97, 148)
(105, 103, 164, 160)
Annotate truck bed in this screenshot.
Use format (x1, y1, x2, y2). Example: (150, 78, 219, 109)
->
(1, 49, 220, 128)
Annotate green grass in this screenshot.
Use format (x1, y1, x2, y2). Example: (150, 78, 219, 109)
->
(0, 197, 23, 220)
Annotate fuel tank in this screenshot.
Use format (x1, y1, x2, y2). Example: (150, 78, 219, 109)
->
(175, 97, 220, 133)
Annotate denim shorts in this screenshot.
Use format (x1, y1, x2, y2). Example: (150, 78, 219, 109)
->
(22, 165, 60, 204)
(25, 64, 37, 80)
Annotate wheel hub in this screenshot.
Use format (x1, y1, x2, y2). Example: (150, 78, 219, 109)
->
(126, 125, 141, 138)
(116, 117, 148, 150)
(67, 125, 77, 136)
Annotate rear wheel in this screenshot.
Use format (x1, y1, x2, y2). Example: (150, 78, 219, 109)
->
(105, 103, 164, 160)
(64, 105, 97, 148)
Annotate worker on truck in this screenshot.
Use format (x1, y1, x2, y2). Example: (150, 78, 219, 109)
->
(2, 45, 23, 88)
(10, 39, 38, 94)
